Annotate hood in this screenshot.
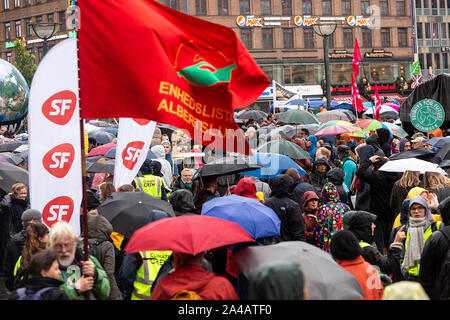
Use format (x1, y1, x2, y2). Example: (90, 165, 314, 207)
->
(160, 265, 216, 297)
(234, 178, 259, 200)
(355, 144, 375, 163)
(406, 187, 430, 202)
(302, 191, 319, 210)
(313, 156, 331, 171)
(399, 138, 410, 152)
(145, 209, 171, 223)
(321, 182, 340, 203)
(400, 199, 410, 225)
(345, 210, 376, 244)
(88, 214, 113, 240)
(376, 128, 391, 144)
(326, 167, 345, 185)
(269, 174, 294, 198)
(169, 190, 196, 215)
(408, 195, 433, 222)
(382, 281, 430, 300)
(293, 138, 307, 151)
(151, 145, 165, 159)
(438, 196, 450, 224)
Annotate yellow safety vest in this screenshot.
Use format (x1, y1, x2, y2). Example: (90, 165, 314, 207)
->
(14, 255, 23, 277)
(131, 250, 172, 300)
(359, 241, 372, 249)
(134, 175, 164, 198)
(403, 221, 441, 277)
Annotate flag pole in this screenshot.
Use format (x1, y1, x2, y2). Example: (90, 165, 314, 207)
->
(272, 80, 276, 115)
(75, 8, 91, 300)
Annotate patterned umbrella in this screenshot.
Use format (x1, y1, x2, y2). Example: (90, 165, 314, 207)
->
(315, 120, 364, 137)
(382, 122, 408, 139)
(356, 119, 383, 131)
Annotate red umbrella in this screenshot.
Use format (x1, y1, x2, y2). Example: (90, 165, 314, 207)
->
(87, 142, 116, 157)
(124, 215, 254, 255)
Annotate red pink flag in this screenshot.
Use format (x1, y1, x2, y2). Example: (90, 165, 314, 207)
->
(351, 73, 364, 113)
(352, 38, 362, 78)
(373, 82, 382, 121)
(78, 0, 270, 155)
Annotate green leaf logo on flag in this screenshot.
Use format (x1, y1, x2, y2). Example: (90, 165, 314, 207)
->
(411, 61, 421, 76)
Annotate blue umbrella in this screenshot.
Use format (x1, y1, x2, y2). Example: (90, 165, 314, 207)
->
(201, 194, 280, 239)
(241, 153, 307, 179)
(427, 136, 450, 149)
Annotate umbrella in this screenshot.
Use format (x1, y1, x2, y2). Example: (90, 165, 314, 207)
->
(88, 130, 116, 145)
(103, 147, 156, 160)
(315, 110, 352, 122)
(439, 160, 450, 169)
(315, 122, 364, 137)
(379, 158, 447, 175)
(98, 191, 175, 239)
(266, 124, 320, 138)
(256, 124, 277, 135)
(201, 194, 281, 239)
(383, 103, 400, 112)
(256, 139, 310, 160)
(0, 162, 28, 193)
(237, 110, 267, 121)
(0, 141, 27, 153)
(276, 110, 320, 125)
(364, 104, 399, 115)
(356, 119, 384, 131)
(84, 123, 101, 133)
(89, 120, 115, 127)
(13, 144, 28, 153)
(193, 155, 261, 179)
(124, 215, 254, 255)
(242, 152, 307, 179)
(0, 152, 24, 165)
(86, 159, 115, 174)
(382, 122, 408, 139)
(437, 143, 450, 161)
(390, 148, 436, 161)
(232, 241, 365, 300)
(87, 142, 116, 157)
(285, 98, 306, 106)
(0, 155, 9, 163)
(426, 137, 450, 149)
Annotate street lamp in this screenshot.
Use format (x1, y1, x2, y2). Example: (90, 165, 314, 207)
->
(31, 22, 58, 56)
(313, 23, 337, 110)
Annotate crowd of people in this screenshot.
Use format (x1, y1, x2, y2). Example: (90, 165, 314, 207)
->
(0, 112, 450, 301)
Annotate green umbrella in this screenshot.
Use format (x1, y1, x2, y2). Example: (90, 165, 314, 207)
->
(276, 110, 320, 125)
(256, 140, 310, 160)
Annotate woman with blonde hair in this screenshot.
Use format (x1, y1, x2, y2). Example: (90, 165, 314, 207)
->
(390, 171, 422, 221)
(423, 171, 450, 202)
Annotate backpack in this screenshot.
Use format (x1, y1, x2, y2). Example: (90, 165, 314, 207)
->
(16, 287, 57, 300)
(436, 227, 450, 299)
(88, 239, 105, 263)
(171, 290, 203, 300)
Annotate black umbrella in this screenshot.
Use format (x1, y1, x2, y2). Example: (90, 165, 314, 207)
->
(439, 160, 450, 169)
(0, 141, 27, 153)
(0, 162, 28, 193)
(237, 110, 268, 121)
(88, 120, 116, 128)
(88, 130, 116, 145)
(1, 152, 23, 165)
(436, 143, 450, 161)
(193, 155, 261, 180)
(98, 191, 175, 238)
(390, 147, 436, 161)
(86, 159, 115, 174)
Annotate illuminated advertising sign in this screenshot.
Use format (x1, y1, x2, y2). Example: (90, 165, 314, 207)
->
(236, 15, 372, 27)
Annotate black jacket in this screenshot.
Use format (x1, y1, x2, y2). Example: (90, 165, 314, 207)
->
(356, 159, 398, 221)
(419, 225, 450, 300)
(169, 189, 197, 216)
(3, 229, 27, 291)
(194, 189, 216, 214)
(172, 177, 197, 195)
(8, 276, 69, 300)
(291, 178, 317, 211)
(264, 175, 305, 242)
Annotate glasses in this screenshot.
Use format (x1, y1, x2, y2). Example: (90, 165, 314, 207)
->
(54, 242, 74, 250)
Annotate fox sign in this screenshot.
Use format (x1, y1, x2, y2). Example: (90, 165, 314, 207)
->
(28, 38, 82, 234)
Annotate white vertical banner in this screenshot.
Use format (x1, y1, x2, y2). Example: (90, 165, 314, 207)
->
(113, 118, 156, 189)
(28, 38, 82, 235)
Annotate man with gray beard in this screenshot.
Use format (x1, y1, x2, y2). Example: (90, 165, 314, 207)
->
(47, 221, 110, 300)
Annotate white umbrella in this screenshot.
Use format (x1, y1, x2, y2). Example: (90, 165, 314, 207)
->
(364, 105, 398, 115)
(379, 158, 447, 175)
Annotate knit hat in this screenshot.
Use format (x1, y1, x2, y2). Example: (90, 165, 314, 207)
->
(330, 230, 361, 261)
(21, 209, 42, 222)
(438, 196, 450, 225)
(336, 145, 351, 157)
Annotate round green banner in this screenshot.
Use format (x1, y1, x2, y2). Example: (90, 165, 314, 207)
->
(410, 99, 445, 132)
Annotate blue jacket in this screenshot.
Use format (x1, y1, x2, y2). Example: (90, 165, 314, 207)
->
(341, 156, 357, 190)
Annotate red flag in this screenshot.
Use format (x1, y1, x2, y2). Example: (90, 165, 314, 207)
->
(373, 82, 382, 121)
(78, 0, 270, 155)
(351, 74, 364, 113)
(352, 38, 362, 77)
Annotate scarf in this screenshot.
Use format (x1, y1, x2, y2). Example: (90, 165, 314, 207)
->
(403, 217, 429, 271)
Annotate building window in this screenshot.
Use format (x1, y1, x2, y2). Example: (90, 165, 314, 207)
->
(24, 0, 29, 4)
(281, 0, 292, 15)
(440, 0, 445, 8)
(419, 53, 425, 68)
(218, 0, 228, 15)
(15, 20, 21, 38)
(433, 23, 439, 38)
(424, 0, 429, 7)
(361, 0, 370, 14)
(397, 0, 406, 15)
(398, 28, 408, 46)
(362, 28, 372, 47)
(36, 15, 43, 24)
(5, 23, 11, 40)
(322, 0, 332, 15)
(25, 18, 32, 36)
(425, 23, 431, 38)
(443, 53, 448, 70)
(262, 28, 273, 49)
(59, 11, 66, 32)
(47, 13, 54, 23)
(432, 0, 437, 7)
(195, 0, 206, 15)
(261, 0, 271, 15)
(343, 28, 353, 48)
(6, 52, 12, 63)
(240, 28, 252, 49)
(342, 0, 351, 15)
(164, 0, 179, 10)
(426, 53, 432, 68)
(381, 28, 390, 47)
(416, 0, 422, 8)
(4, 0, 9, 9)
(35, 0, 40, 3)
(434, 53, 440, 69)
(304, 28, 314, 48)
(380, 0, 389, 15)
(283, 28, 293, 48)
(240, 0, 250, 14)
(417, 22, 423, 39)
(14, 0, 19, 7)
(302, 0, 312, 14)
(442, 23, 447, 38)
(328, 33, 334, 48)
